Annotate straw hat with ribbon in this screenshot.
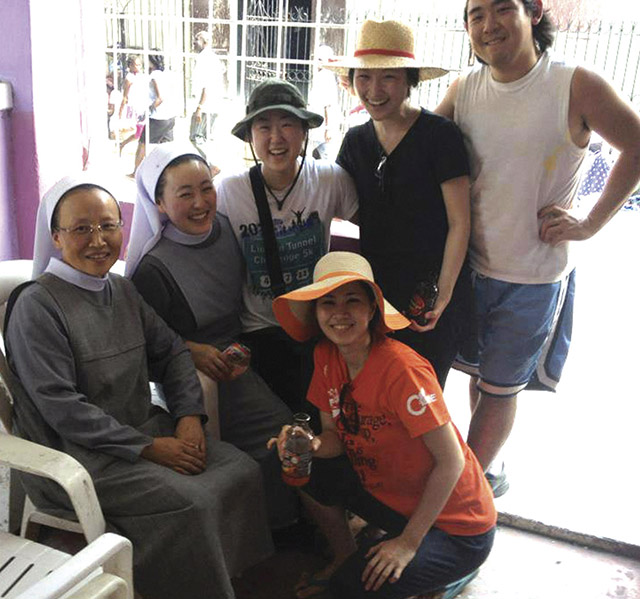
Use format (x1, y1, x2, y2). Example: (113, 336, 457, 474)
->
(272, 251, 410, 342)
(324, 19, 448, 81)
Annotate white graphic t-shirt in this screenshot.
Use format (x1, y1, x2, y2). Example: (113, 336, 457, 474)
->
(217, 158, 358, 332)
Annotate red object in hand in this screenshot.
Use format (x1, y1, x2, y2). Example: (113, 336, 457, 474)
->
(406, 278, 439, 326)
(222, 342, 251, 379)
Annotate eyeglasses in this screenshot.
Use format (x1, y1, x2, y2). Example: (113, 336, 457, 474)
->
(55, 221, 123, 238)
(338, 382, 360, 435)
(374, 154, 387, 195)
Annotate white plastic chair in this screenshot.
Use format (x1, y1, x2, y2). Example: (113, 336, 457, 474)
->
(0, 259, 88, 540)
(0, 260, 134, 598)
(0, 434, 133, 599)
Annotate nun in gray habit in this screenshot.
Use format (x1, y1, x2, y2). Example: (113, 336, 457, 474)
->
(125, 143, 297, 529)
(3, 174, 273, 599)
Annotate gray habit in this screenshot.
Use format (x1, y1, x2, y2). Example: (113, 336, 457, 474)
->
(132, 216, 297, 528)
(5, 272, 273, 599)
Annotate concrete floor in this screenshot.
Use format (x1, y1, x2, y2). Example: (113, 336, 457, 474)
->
(230, 524, 640, 599)
(442, 208, 640, 551)
(32, 522, 640, 599)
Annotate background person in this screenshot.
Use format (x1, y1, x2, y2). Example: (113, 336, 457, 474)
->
(270, 251, 496, 599)
(5, 175, 273, 599)
(435, 0, 640, 495)
(118, 54, 148, 172)
(326, 20, 473, 389)
(216, 78, 358, 411)
(125, 142, 297, 529)
(309, 44, 340, 160)
(131, 52, 179, 173)
(190, 30, 225, 162)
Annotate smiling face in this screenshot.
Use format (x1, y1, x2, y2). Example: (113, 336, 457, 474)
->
(52, 187, 122, 278)
(157, 158, 216, 235)
(315, 281, 377, 354)
(465, 0, 541, 82)
(353, 68, 411, 122)
(250, 109, 306, 184)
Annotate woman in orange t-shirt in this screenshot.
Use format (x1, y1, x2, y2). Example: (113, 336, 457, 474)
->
(271, 252, 496, 599)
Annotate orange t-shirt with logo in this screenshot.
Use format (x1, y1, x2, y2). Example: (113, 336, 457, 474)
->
(307, 337, 496, 536)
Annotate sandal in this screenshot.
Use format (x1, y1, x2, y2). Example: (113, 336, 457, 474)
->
(354, 523, 386, 547)
(295, 572, 332, 599)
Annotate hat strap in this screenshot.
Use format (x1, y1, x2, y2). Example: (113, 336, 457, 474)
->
(316, 270, 362, 282)
(354, 48, 415, 59)
(249, 135, 308, 212)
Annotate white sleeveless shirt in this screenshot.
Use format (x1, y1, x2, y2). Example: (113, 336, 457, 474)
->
(454, 52, 587, 284)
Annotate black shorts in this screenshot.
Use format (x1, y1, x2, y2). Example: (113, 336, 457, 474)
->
(146, 118, 175, 144)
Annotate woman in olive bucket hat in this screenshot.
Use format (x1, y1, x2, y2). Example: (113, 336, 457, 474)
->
(326, 20, 474, 390)
(216, 79, 358, 410)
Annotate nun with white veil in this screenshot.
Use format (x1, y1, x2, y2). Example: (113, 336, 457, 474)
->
(125, 142, 297, 529)
(3, 174, 273, 599)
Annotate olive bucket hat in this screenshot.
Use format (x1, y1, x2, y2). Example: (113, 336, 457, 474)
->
(231, 79, 324, 141)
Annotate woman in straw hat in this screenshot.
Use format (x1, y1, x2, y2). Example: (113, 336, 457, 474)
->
(216, 78, 358, 410)
(4, 175, 273, 599)
(125, 142, 297, 529)
(326, 20, 472, 389)
(271, 252, 495, 599)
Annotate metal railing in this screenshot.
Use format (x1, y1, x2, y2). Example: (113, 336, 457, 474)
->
(104, 1, 640, 120)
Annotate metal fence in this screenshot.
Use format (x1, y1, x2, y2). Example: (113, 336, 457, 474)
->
(104, 0, 640, 122)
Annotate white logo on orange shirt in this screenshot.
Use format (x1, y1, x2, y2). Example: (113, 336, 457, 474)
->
(406, 388, 437, 416)
(328, 387, 340, 419)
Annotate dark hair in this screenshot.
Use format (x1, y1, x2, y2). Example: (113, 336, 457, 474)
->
(51, 184, 121, 230)
(348, 68, 420, 97)
(357, 281, 384, 340)
(149, 53, 164, 72)
(154, 154, 210, 203)
(463, 0, 556, 61)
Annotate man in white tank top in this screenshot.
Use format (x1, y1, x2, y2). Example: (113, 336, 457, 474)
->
(436, 0, 640, 496)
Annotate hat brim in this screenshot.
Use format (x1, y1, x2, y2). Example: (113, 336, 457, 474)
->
(324, 57, 450, 81)
(232, 104, 324, 141)
(272, 274, 410, 342)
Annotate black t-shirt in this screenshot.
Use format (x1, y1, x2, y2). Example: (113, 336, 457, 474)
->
(337, 108, 469, 311)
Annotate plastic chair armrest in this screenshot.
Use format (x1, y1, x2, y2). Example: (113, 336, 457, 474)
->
(0, 434, 105, 541)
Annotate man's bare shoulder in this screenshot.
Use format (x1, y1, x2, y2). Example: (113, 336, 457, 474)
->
(433, 77, 461, 119)
(569, 65, 640, 148)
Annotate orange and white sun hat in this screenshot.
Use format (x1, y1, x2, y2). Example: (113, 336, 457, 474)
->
(272, 251, 410, 342)
(324, 20, 449, 81)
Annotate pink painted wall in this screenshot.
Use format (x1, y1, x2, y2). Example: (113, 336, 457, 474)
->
(0, 2, 36, 260)
(0, 0, 105, 261)
(0, 107, 18, 260)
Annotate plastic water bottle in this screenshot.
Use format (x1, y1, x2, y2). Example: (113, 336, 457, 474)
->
(281, 413, 314, 487)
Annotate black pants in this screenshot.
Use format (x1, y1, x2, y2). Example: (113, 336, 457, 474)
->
(241, 327, 316, 424)
(303, 456, 495, 599)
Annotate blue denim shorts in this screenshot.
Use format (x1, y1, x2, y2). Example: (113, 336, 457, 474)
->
(455, 269, 576, 397)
